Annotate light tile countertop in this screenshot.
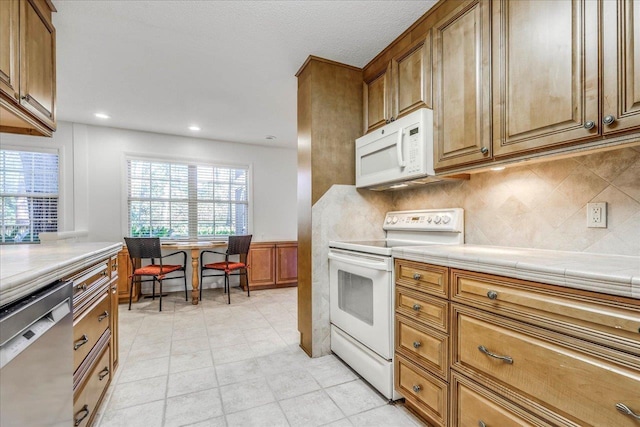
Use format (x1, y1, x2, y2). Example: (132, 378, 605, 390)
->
(0, 241, 123, 307)
(393, 244, 640, 300)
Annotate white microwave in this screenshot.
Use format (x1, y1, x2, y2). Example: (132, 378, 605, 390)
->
(355, 108, 435, 190)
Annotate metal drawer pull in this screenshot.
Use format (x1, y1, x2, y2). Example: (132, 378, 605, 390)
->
(76, 284, 87, 292)
(98, 311, 109, 322)
(74, 334, 89, 350)
(413, 341, 421, 349)
(412, 303, 421, 311)
(478, 421, 487, 427)
(616, 403, 640, 420)
(412, 385, 421, 393)
(478, 345, 513, 364)
(487, 290, 498, 300)
(74, 405, 89, 426)
(413, 273, 422, 280)
(98, 366, 110, 380)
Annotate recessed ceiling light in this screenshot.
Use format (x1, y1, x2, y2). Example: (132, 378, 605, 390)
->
(94, 113, 110, 119)
(189, 125, 201, 131)
(265, 135, 277, 140)
(491, 166, 506, 171)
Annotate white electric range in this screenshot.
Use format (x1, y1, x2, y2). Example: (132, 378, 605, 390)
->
(328, 208, 464, 400)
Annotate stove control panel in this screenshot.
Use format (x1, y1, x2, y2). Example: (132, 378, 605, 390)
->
(383, 208, 463, 232)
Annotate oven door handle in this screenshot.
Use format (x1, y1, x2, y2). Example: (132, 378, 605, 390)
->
(328, 252, 390, 271)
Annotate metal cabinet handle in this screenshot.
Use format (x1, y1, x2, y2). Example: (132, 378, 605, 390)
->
(603, 115, 616, 125)
(74, 334, 89, 350)
(478, 345, 513, 364)
(111, 285, 117, 294)
(583, 121, 595, 130)
(74, 404, 89, 426)
(98, 311, 109, 322)
(412, 341, 422, 349)
(478, 421, 487, 427)
(412, 273, 422, 280)
(98, 366, 110, 381)
(390, 116, 395, 122)
(616, 403, 640, 420)
(412, 385, 421, 393)
(76, 283, 87, 292)
(487, 290, 498, 300)
(385, 119, 391, 124)
(480, 146, 489, 155)
(412, 303, 422, 311)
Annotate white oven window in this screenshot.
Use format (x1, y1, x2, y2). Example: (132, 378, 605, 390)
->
(337, 270, 374, 325)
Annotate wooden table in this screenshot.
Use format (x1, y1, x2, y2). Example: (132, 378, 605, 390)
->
(161, 241, 227, 305)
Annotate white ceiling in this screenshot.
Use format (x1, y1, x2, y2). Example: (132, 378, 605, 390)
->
(53, 0, 437, 149)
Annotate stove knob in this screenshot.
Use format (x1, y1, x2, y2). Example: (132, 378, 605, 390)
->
(426, 216, 432, 223)
(391, 216, 399, 224)
(442, 216, 451, 224)
(386, 216, 392, 224)
(434, 215, 442, 224)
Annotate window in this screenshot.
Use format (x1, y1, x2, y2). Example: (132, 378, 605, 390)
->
(127, 159, 249, 238)
(0, 149, 59, 243)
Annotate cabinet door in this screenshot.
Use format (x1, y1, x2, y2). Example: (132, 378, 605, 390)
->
(433, 0, 492, 171)
(602, 0, 640, 135)
(363, 63, 391, 133)
(109, 257, 119, 372)
(275, 243, 297, 285)
(0, 0, 19, 101)
(391, 34, 432, 118)
(492, 0, 599, 157)
(247, 244, 275, 287)
(19, 0, 56, 130)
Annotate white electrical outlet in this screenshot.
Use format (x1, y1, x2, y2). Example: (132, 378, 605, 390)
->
(587, 202, 607, 228)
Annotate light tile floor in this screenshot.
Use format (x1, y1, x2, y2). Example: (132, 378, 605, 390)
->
(95, 287, 424, 427)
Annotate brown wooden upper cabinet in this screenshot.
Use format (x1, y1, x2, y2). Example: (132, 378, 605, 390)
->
(491, 0, 599, 158)
(0, 0, 56, 137)
(433, 0, 491, 170)
(363, 36, 431, 134)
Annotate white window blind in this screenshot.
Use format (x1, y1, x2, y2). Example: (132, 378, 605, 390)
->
(127, 159, 248, 238)
(0, 149, 59, 243)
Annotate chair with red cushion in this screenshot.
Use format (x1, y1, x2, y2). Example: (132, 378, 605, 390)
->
(199, 235, 252, 304)
(124, 237, 187, 311)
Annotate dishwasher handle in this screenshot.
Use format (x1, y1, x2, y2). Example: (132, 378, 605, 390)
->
(0, 280, 72, 349)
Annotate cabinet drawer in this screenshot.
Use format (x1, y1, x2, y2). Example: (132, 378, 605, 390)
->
(69, 260, 110, 308)
(396, 314, 448, 380)
(452, 305, 640, 427)
(450, 372, 553, 427)
(450, 269, 640, 355)
(396, 285, 448, 332)
(395, 259, 448, 298)
(74, 341, 111, 427)
(73, 291, 110, 371)
(395, 354, 448, 427)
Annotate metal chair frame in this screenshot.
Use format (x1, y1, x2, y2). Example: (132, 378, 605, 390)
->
(124, 237, 187, 311)
(199, 235, 252, 304)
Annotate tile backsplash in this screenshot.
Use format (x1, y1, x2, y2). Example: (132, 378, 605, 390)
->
(393, 145, 640, 256)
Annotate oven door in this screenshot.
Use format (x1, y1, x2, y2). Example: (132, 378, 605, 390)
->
(328, 248, 393, 359)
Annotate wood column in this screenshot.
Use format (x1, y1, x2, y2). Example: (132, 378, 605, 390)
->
(296, 56, 363, 356)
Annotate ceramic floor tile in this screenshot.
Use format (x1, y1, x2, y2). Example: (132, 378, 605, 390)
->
(99, 400, 164, 427)
(225, 402, 289, 427)
(127, 339, 171, 361)
(305, 356, 359, 388)
(208, 330, 248, 348)
(255, 350, 305, 375)
(117, 356, 170, 384)
(215, 358, 264, 386)
(325, 379, 387, 417)
(348, 405, 418, 427)
(219, 378, 276, 414)
(167, 366, 218, 398)
(211, 343, 254, 365)
(106, 375, 167, 411)
(164, 388, 224, 427)
(170, 349, 213, 374)
(182, 416, 227, 427)
(266, 368, 321, 400)
(279, 390, 345, 427)
(171, 337, 212, 355)
(321, 419, 354, 427)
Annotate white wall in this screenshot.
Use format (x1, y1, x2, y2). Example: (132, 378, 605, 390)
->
(1, 121, 298, 242)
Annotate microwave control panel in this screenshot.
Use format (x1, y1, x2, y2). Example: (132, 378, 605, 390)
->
(406, 125, 422, 173)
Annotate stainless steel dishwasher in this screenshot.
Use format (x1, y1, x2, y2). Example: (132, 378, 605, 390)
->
(0, 280, 73, 427)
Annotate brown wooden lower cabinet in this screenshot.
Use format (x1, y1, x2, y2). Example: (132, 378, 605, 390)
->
(394, 259, 640, 427)
(241, 241, 297, 291)
(116, 247, 139, 304)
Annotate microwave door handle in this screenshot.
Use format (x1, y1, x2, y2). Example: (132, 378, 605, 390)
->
(396, 127, 406, 168)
